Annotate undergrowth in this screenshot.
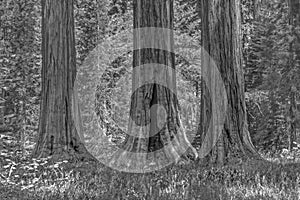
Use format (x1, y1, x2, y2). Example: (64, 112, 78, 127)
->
(1, 152, 300, 200)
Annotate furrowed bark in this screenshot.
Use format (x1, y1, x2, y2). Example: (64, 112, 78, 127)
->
(109, 0, 198, 172)
(199, 0, 260, 165)
(33, 0, 96, 162)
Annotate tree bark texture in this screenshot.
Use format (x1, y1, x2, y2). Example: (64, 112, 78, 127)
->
(288, 0, 300, 151)
(109, 0, 198, 172)
(33, 0, 95, 161)
(199, 0, 260, 165)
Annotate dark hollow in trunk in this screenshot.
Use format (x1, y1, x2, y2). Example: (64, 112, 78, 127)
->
(109, 0, 198, 172)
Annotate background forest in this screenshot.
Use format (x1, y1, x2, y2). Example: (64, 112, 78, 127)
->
(1, 0, 300, 199)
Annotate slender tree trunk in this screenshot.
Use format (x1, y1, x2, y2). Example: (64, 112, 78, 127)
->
(199, 0, 260, 165)
(288, 0, 300, 151)
(289, 86, 297, 151)
(33, 0, 95, 162)
(109, 0, 198, 172)
(0, 102, 3, 126)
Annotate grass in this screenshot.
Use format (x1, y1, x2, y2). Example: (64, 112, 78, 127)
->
(1, 154, 300, 200)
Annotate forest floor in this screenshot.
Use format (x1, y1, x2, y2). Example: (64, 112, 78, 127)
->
(1, 155, 300, 200)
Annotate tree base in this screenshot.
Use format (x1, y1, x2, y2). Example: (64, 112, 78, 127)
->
(32, 143, 98, 163)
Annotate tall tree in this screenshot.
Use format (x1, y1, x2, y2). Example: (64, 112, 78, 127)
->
(33, 0, 95, 161)
(109, 0, 198, 172)
(287, 0, 300, 150)
(198, 0, 260, 165)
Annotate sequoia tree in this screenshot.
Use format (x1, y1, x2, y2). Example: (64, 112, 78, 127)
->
(33, 0, 95, 161)
(109, 0, 198, 172)
(198, 0, 260, 165)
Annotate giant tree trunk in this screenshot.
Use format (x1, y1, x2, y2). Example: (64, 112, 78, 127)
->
(109, 0, 198, 173)
(198, 0, 260, 165)
(33, 0, 95, 162)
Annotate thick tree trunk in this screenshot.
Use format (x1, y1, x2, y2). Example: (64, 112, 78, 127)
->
(199, 0, 260, 165)
(109, 0, 198, 172)
(33, 0, 95, 162)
